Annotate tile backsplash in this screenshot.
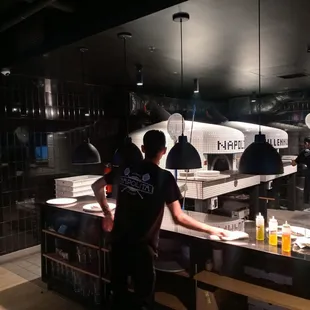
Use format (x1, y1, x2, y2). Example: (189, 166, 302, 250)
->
(0, 75, 119, 255)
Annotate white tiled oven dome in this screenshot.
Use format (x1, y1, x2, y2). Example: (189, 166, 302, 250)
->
(130, 121, 245, 170)
(223, 121, 288, 149)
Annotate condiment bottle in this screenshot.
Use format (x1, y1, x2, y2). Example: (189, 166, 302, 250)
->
(268, 216, 278, 246)
(281, 221, 291, 252)
(256, 213, 265, 241)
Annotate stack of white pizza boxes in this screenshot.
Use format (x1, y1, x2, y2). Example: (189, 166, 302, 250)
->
(55, 175, 102, 198)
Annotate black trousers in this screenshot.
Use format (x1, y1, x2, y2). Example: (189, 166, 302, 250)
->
(110, 243, 156, 310)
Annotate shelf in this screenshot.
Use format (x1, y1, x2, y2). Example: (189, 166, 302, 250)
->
(156, 268, 190, 278)
(194, 271, 310, 310)
(154, 292, 187, 310)
(45, 277, 102, 309)
(42, 229, 99, 249)
(43, 253, 99, 279)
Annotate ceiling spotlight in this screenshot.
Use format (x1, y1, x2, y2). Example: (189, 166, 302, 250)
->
(194, 78, 199, 93)
(136, 64, 143, 86)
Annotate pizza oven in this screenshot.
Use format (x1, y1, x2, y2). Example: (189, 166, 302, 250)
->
(129, 120, 245, 174)
(222, 121, 288, 153)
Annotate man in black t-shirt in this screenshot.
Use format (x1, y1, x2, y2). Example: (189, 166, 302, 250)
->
(92, 130, 230, 310)
(292, 137, 310, 207)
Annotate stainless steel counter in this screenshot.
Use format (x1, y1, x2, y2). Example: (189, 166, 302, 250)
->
(44, 196, 310, 262)
(44, 196, 116, 218)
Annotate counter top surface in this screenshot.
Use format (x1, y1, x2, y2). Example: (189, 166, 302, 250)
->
(45, 196, 116, 218)
(44, 197, 310, 261)
(216, 221, 310, 261)
(176, 162, 295, 184)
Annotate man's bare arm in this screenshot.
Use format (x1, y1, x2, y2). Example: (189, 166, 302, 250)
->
(167, 200, 229, 236)
(91, 177, 112, 216)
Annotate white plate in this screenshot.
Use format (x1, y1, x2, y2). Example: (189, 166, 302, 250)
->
(83, 202, 116, 213)
(46, 198, 77, 205)
(196, 170, 220, 177)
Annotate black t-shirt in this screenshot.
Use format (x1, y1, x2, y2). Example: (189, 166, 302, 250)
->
(104, 161, 182, 251)
(296, 149, 310, 175)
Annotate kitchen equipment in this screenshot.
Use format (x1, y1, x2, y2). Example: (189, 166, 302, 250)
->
(130, 120, 245, 172)
(223, 121, 288, 150)
(46, 198, 77, 206)
(83, 202, 116, 213)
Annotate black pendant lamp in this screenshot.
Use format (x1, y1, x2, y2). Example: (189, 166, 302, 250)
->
(72, 138, 101, 165)
(113, 136, 143, 167)
(166, 12, 202, 170)
(239, 0, 283, 175)
(113, 32, 143, 167)
(72, 48, 101, 165)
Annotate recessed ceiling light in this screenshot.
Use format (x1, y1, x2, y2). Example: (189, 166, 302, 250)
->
(173, 71, 178, 75)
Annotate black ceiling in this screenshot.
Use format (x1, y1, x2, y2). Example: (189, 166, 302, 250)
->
(0, 0, 183, 67)
(7, 0, 310, 99)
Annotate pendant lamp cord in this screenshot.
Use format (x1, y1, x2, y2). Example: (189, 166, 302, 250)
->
(180, 18, 184, 91)
(258, 0, 262, 134)
(179, 16, 186, 208)
(80, 50, 85, 84)
(182, 101, 196, 210)
(80, 48, 87, 141)
(180, 18, 185, 135)
(123, 37, 130, 138)
(190, 103, 196, 143)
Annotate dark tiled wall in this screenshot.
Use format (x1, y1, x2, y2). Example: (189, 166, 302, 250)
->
(0, 76, 119, 255)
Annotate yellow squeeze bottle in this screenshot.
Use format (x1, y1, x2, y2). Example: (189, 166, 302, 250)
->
(281, 221, 291, 253)
(256, 213, 265, 241)
(268, 216, 278, 246)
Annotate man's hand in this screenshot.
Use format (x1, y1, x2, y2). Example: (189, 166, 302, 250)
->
(208, 227, 231, 238)
(291, 160, 297, 166)
(102, 213, 114, 232)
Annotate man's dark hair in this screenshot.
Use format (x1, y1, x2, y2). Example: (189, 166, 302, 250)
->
(143, 130, 166, 159)
(305, 137, 310, 144)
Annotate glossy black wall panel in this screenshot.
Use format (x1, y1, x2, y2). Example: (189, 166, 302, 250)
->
(0, 76, 119, 255)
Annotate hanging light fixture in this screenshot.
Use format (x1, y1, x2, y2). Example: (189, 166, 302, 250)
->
(194, 78, 199, 94)
(251, 91, 257, 103)
(136, 64, 143, 86)
(166, 12, 201, 170)
(113, 32, 143, 167)
(72, 138, 101, 165)
(239, 0, 283, 175)
(72, 47, 101, 165)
